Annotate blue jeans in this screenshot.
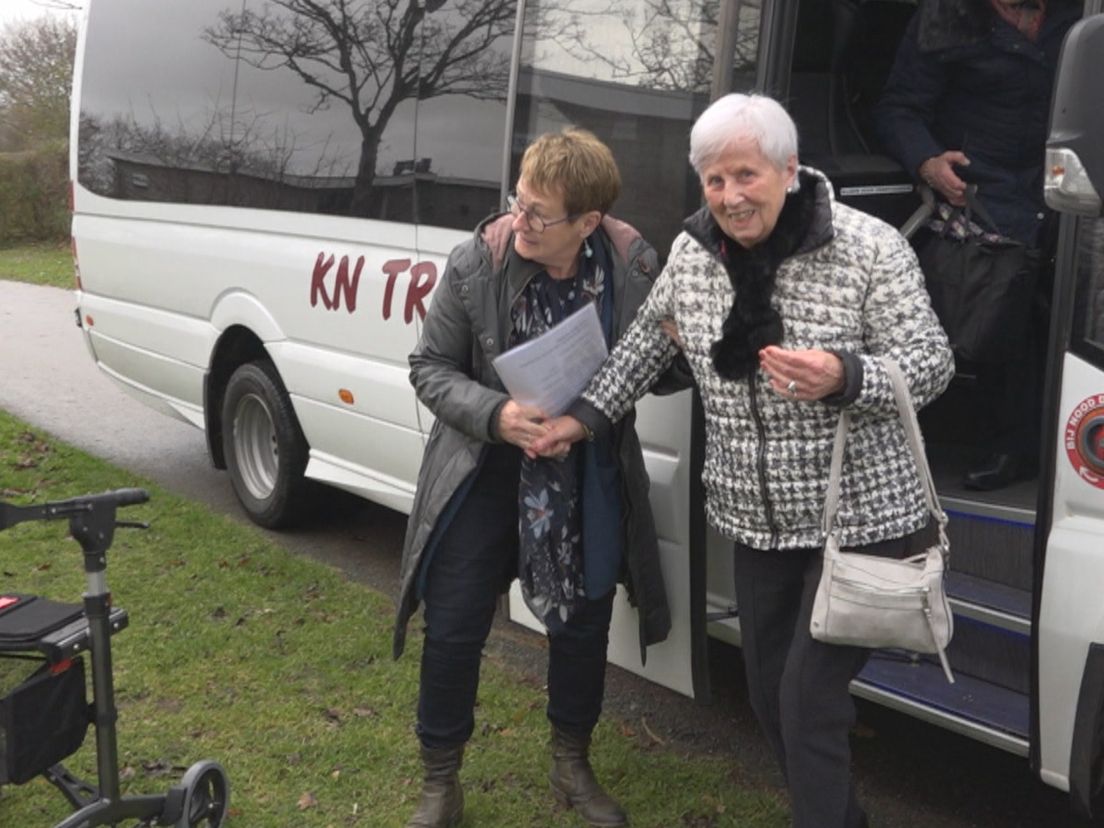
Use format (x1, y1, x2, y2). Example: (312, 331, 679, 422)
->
(417, 445, 615, 749)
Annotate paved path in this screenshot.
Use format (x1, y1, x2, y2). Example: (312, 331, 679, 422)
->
(0, 280, 217, 495)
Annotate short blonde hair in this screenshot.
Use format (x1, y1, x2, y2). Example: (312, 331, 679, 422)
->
(519, 128, 621, 216)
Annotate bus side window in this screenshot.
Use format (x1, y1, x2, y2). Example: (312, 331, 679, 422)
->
(410, 0, 515, 231)
(77, 0, 246, 207)
(214, 0, 421, 222)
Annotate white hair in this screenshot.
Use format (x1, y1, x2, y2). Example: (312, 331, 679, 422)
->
(688, 93, 799, 174)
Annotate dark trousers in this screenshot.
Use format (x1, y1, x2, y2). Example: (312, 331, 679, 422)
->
(733, 528, 934, 828)
(417, 445, 615, 749)
(974, 243, 1051, 462)
(976, 350, 1041, 458)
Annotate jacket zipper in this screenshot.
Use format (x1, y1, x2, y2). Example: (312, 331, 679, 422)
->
(748, 374, 778, 546)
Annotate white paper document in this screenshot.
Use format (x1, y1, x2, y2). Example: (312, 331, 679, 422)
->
(492, 303, 608, 417)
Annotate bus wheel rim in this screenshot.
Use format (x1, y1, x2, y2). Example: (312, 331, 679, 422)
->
(233, 392, 279, 500)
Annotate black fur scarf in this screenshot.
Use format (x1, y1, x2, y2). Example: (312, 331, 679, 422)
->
(709, 178, 816, 381)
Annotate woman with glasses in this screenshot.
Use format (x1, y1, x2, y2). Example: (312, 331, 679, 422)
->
(393, 127, 685, 828)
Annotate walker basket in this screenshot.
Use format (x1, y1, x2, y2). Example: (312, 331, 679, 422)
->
(0, 655, 88, 785)
(0, 594, 90, 786)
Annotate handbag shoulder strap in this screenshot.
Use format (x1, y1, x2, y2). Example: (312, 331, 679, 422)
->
(822, 358, 949, 543)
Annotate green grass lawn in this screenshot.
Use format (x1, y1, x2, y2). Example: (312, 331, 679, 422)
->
(0, 242, 74, 289)
(0, 411, 788, 827)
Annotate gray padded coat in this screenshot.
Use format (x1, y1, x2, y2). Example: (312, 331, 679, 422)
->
(393, 212, 684, 661)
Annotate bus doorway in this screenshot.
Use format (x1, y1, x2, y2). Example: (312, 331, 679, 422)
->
(740, 1, 1104, 817)
(712, 0, 1086, 760)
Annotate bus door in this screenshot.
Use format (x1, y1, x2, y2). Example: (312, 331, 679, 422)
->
(499, 0, 735, 698)
(1033, 10, 1104, 819)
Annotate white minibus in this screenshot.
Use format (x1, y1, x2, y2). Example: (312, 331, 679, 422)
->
(70, 0, 1104, 818)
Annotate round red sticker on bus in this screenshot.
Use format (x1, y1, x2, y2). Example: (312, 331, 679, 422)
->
(1064, 393, 1104, 489)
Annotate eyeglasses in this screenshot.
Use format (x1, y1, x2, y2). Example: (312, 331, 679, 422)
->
(506, 193, 576, 233)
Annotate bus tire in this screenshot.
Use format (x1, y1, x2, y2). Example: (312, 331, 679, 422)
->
(221, 360, 310, 528)
(1071, 643, 1104, 823)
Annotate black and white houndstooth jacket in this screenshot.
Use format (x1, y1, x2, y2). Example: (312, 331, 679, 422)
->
(574, 167, 955, 551)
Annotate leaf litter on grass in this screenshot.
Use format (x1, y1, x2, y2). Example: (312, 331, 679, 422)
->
(0, 411, 788, 827)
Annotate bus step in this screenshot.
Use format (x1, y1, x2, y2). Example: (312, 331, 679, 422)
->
(946, 571, 1031, 625)
(854, 651, 1029, 755)
(943, 498, 1035, 592)
(945, 614, 1030, 694)
(943, 572, 1031, 694)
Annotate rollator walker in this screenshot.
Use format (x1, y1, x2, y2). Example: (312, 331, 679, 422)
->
(0, 488, 229, 827)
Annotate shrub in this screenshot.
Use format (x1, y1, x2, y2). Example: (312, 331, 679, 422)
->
(0, 142, 69, 244)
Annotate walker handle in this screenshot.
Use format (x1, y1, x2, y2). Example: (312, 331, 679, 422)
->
(0, 488, 149, 531)
(48, 488, 150, 513)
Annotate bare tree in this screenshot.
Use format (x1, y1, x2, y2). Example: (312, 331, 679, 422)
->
(535, 0, 760, 92)
(204, 0, 514, 213)
(0, 15, 77, 150)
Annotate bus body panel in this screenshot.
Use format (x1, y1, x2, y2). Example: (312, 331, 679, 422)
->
(1038, 356, 1104, 792)
(73, 204, 427, 492)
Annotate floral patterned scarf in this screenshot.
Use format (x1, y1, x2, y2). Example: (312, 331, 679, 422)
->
(510, 236, 610, 630)
(989, 0, 1046, 41)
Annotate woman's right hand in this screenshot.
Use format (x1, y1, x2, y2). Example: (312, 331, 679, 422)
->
(919, 151, 969, 207)
(498, 399, 549, 452)
(530, 416, 586, 458)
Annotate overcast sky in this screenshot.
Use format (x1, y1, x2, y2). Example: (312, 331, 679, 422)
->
(0, 0, 80, 29)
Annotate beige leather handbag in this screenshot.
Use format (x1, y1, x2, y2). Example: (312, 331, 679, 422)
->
(809, 358, 954, 684)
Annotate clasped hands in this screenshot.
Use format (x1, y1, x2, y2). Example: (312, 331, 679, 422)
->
(498, 399, 585, 460)
(502, 340, 846, 458)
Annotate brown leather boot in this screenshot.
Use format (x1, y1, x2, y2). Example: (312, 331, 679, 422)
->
(549, 726, 628, 827)
(406, 744, 464, 828)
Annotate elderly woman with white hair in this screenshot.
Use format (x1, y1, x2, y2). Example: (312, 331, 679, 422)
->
(533, 93, 954, 827)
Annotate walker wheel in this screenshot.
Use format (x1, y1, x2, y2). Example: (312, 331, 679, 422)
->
(174, 760, 230, 828)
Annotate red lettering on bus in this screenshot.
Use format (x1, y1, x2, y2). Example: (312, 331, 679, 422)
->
(312, 253, 365, 312)
(406, 262, 438, 323)
(382, 258, 413, 320)
(310, 252, 336, 309)
(334, 255, 365, 312)
(314, 254, 437, 321)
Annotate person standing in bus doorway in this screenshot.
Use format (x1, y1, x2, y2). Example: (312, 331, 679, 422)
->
(532, 94, 955, 828)
(874, 0, 1080, 490)
(392, 128, 687, 828)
